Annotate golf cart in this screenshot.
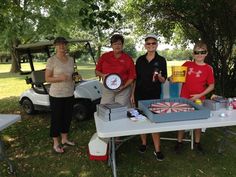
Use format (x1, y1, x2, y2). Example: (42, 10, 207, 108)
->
(17, 39, 102, 121)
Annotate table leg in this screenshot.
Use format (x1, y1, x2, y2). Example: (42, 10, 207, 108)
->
(107, 138, 117, 177)
(0, 140, 16, 175)
(108, 138, 112, 166)
(111, 138, 117, 177)
(115, 136, 134, 151)
(107, 136, 135, 177)
(190, 130, 194, 150)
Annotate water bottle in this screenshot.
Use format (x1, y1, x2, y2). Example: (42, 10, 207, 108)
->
(152, 68, 159, 82)
(226, 98, 233, 110)
(72, 71, 80, 82)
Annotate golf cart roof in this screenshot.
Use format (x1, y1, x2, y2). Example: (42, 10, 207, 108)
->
(16, 39, 91, 54)
(16, 38, 95, 73)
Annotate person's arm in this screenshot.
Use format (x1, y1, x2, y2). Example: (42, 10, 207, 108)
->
(95, 70, 107, 81)
(130, 81, 136, 106)
(157, 71, 166, 83)
(45, 69, 70, 83)
(119, 56, 136, 91)
(157, 57, 167, 83)
(119, 79, 134, 91)
(95, 53, 110, 81)
(190, 83, 215, 101)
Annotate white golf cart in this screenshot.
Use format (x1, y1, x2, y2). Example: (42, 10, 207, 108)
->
(17, 39, 102, 121)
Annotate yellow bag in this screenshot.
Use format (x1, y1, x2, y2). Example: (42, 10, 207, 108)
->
(171, 66, 187, 83)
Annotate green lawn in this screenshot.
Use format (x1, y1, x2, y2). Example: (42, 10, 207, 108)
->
(1, 61, 236, 177)
(0, 62, 98, 99)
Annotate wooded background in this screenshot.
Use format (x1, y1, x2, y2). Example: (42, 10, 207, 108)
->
(0, 0, 235, 96)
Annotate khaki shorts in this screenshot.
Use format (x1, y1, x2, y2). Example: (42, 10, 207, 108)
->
(100, 85, 132, 108)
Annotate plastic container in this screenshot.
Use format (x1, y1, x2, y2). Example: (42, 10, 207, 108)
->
(138, 98, 210, 123)
(226, 98, 233, 110)
(171, 66, 187, 83)
(203, 99, 227, 110)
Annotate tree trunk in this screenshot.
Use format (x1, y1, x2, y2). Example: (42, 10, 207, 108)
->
(96, 45, 102, 60)
(10, 39, 21, 73)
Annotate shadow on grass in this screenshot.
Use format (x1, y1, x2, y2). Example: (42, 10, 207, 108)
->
(0, 96, 105, 177)
(0, 96, 22, 114)
(1, 96, 236, 176)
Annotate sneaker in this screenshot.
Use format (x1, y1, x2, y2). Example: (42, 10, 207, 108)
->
(174, 142, 183, 154)
(154, 151, 165, 161)
(194, 142, 204, 154)
(138, 144, 147, 153)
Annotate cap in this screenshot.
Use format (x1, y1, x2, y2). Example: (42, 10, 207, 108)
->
(53, 37, 68, 45)
(145, 34, 158, 41)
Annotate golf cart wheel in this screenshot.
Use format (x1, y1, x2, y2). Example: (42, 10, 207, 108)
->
(22, 98, 35, 114)
(73, 103, 89, 121)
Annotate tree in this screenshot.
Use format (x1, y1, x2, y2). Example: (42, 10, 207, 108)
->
(75, 1, 122, 60)
(123, 37, 137, 59)
(0, 0, 61, 72)
(124, 0, 236, 96)
(0, 0, 122, 72)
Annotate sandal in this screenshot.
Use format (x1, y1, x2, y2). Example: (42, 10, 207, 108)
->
(62, 141, 75, 147)
(53, 145, 64, 154)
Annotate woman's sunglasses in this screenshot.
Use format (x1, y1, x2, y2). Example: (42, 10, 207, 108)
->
(146, 42, 157, 45)
(194, 50, 207, 55)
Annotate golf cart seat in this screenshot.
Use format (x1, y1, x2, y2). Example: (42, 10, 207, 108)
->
(30, 70, 50, 94)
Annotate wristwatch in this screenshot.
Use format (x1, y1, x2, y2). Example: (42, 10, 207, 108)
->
(104, 73, 122, 90)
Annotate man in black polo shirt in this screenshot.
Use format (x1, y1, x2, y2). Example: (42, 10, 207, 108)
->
(131, 34, 167, 161)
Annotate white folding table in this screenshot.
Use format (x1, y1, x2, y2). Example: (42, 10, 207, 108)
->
(0, 114, 21, 175)
(94, 109, 236, 177)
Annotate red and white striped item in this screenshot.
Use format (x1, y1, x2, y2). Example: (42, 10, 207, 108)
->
(149, 102, 195, 114)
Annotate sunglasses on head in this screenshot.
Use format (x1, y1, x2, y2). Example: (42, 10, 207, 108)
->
(146, 42, 157, 45)
(194, 50, 207, 55)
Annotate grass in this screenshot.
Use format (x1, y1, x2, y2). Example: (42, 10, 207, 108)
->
(1, 61, 236, 177)
(0, 62, 97, 99)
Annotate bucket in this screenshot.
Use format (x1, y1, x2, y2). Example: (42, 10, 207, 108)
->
(171, 66, 187, 83)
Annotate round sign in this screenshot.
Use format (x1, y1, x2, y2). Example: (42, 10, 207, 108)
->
(104, 73, 122, 90)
